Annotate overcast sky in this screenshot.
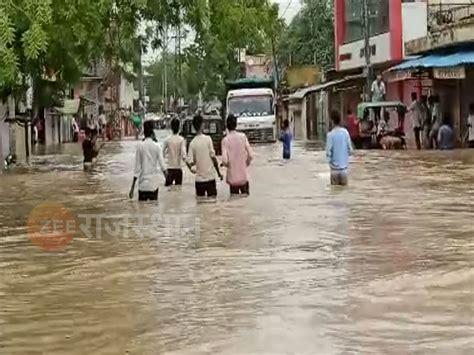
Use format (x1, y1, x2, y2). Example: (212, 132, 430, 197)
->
(274, 0, 301, 23)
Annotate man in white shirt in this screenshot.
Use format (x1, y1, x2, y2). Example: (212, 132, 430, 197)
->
(186, 115, 223, 198)
(163, 118, 186, 186)
(408, 92, 423, 150)
(98, 106, 107, 138)
(371, 74, 386, 122)
(468, 103, 474, 148)
(371, 74, 386, 102)
(129, 120, 167, 201)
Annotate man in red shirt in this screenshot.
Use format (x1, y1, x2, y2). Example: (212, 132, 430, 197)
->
(345, 109, 361, 149)
(221, 114, 253, 196)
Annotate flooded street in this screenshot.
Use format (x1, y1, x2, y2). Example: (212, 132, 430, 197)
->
(1, 132, 473, 354)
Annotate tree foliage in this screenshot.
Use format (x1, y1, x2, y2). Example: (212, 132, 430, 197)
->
(148, 0, 282, 104)
(278, 0, 334, 69)
(1, 0, 282, 104)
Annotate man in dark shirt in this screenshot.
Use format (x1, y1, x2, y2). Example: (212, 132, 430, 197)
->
(82, 128, 102, 169)
(438, 114, 454, 150)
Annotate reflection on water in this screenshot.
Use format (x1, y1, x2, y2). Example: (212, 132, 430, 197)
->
(1, 133, 473, 354)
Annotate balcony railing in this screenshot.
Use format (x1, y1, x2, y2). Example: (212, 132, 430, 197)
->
(428, 3, 474, 33)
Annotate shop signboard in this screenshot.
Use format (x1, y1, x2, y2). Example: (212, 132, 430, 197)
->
(386, 70, 413, 82)
(433, 66, 466, 80)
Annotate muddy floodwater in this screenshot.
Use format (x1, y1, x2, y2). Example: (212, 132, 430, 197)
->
(1, 132, 473, 354)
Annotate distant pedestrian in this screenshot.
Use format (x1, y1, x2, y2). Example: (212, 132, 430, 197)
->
(129, 120, 167, 201)
(326, 110, 353, 186)
(186, 114, 223, 198)
(163, 118, 186, 187)
(421, 95, 431, 149)
(82, 128, 104, 170)
(221, 114, 253, 196)
(467, 103, 474, 148)
(429, 95, 442, 149)
(437, 114, 454, 150)
(279, 119, 292, 160)
(98, 106, 107, 139)
(346, 108, 361, 148)
(72, 117, 79, 142)
(408, 92, 423, 150)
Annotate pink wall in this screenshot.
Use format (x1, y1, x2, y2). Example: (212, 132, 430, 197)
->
(334, 0, 345, 71)
(389, 0, 403, 61)
(386, 79, 424, 147)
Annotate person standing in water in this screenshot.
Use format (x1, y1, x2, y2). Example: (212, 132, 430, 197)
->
(409, 92, 423, 150)
(162, 118, 186, 187)
(429, 95, 442, 149)
(221, 114, 253, 196)
(82, 128, 104, 170)
(326, 110, 353, 186)
(437, 114, 455, 150)
(279, 119, 292, 160)
(467, 103, 474, 148)
(186, 114, 223, 198)
(129, 120, 167, 201)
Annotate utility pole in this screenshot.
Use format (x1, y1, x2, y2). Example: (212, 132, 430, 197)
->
(163, 25, 168, 113)
(138, 36, 145, 118)
(362, 0, 372, 99)
(171, 13, 185, 110)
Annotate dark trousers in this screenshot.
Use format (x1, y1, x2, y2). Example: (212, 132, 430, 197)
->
(230, 182, 250, 195)
(195, 180, 217, 197)
(413, 127, 422, 150)
(165, 169, 183, 186)
(139, 189, 158, 201)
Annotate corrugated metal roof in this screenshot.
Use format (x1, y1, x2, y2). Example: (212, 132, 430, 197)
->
(389, 49, 474, 71)
(287, 79, 345, 100)
(287, 74, 365, 100)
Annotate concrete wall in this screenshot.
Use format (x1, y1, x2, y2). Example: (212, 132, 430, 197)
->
(288, 100, 307, 140)
(339, 33, 392, 71)
(406, 2, 474, 54)
(13, 125, 31, 164)
(44, 112, 60, 145)
(120, 77, 138, 109)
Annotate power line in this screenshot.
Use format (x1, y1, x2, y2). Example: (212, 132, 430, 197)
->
(280, 0, 294, 19)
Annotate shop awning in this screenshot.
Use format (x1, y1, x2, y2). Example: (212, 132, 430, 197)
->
(389, 49, 474, 71)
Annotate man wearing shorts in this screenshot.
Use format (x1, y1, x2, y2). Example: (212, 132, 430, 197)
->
(326, 110, 353, 186)
(129, 120, 167, 201)
(187, 115, 223, 198)
(163, 118, 186, 186)
(221, 114, 253, 196)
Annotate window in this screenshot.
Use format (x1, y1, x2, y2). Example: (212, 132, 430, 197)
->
(228, 96, 274, 117)
(344, 0, 390, 44)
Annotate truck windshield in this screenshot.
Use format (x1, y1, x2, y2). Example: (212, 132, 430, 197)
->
(228, 95, 273, 117)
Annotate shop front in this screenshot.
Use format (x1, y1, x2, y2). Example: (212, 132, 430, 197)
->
(387, 47, 474, 145)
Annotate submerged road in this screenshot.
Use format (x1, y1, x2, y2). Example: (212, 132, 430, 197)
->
(1, 132, 473, 354)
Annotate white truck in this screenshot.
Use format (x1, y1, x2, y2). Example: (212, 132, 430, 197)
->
(225, 78, 276, 142)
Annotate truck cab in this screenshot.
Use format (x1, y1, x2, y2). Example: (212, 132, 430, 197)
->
(225, 79, 276, 142)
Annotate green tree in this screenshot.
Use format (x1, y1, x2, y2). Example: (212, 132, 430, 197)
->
(278, 0, 334, 69)
(1, 0, 282, 107)
(179, 0, 282, 100)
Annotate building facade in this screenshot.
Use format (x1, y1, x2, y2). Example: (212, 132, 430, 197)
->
(394, 0, 474, 144)
(333, 0, 428, 145)
(335, 0, 428, 72)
